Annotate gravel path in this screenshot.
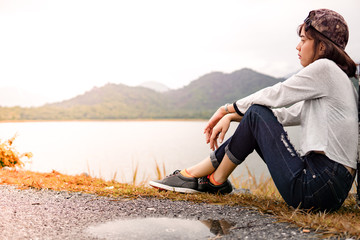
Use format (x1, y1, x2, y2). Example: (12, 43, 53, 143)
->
(0, 185, 319, 240)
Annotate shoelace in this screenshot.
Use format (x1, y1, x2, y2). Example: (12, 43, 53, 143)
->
(166, 170, 181, 178)
(198, 176, 209, 184)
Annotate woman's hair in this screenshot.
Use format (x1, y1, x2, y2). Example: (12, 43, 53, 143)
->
(298, 23, 357, 78)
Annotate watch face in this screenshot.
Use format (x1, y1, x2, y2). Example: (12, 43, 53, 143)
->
(225, 104, 229, 113)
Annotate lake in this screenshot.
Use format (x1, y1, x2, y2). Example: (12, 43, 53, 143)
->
(0, 121, 300, 184)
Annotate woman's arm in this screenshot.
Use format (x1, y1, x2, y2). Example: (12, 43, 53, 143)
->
(234, 59, 332, 116)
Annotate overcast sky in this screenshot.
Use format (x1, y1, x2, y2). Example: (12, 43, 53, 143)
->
(0, 0, 359, 106)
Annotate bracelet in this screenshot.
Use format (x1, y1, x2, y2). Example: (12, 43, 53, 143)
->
(224, 103, 230, 114)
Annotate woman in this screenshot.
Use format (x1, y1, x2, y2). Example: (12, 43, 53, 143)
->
(149, 9, 358, 211)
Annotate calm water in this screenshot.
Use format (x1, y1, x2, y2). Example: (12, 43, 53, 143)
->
(0, 121, 299, 183)
(86, 218, 235, 239)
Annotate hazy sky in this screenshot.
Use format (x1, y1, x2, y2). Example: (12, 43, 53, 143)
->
(0, 0, 359, 106)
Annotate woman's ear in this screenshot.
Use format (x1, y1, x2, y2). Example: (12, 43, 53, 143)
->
(319, 42, 326, 55)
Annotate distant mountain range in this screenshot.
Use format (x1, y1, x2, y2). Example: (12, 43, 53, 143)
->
(0, 68, 287, 120)
(4, 67, 356, 120)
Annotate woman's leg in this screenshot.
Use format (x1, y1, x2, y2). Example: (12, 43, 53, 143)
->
(186, 154, 236, 188)
(186, 156, 215, 178)
(212, 155, 237, 184)
(186, 132, 236, 179)
(210, 104, 305, 206)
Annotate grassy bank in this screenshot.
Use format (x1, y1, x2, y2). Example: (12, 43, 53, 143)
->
(0, 169, 359, 239)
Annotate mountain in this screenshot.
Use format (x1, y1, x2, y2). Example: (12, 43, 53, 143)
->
(139, 81, 170, 93)
(167, 68, 282, 110)
(0, 68, 284, 120)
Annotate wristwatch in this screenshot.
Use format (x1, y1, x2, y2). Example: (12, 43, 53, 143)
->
(224, 103, 230, 114)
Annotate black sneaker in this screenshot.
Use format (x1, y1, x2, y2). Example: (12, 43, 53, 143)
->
(198, 175, 233, 194)
(149, 170, 200, 193)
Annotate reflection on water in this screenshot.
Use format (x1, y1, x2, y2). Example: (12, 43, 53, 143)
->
(200, 219, 236, 236)
(86, 217, 235, 240)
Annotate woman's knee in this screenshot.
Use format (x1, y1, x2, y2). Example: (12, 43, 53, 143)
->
(243, 105, 274, 120)
(247, 104, 271, 114)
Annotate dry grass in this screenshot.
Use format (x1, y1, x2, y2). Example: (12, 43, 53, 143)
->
(0, 168, 359, 239)
(0, 134, 32, 168)
(154, 160, 167, 180)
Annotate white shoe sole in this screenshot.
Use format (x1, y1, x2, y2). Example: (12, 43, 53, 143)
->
(149, 180, 200, 193)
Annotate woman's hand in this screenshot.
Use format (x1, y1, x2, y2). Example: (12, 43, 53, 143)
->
(204, 106, 227, 144)
(208, 114, 232, 151)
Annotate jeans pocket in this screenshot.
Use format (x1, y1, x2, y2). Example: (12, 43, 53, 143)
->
(303, 155, 353, 211)
(327, 167, 354, 203)
(312, 178, 343, 211)
(304, 169, 344, 211)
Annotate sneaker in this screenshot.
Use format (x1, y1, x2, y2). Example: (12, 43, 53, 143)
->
(149, 170, 200, 193)
(198, 175, 233, 194)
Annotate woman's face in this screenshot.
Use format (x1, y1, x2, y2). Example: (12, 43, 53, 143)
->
(296, 27, 315, 67)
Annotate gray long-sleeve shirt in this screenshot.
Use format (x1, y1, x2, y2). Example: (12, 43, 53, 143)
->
(234, 59, 358, 169)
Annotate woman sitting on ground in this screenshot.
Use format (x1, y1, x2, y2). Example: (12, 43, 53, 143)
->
(150, 9, 358, 211)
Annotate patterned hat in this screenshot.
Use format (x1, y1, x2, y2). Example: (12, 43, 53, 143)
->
(304, 9, 349, 50)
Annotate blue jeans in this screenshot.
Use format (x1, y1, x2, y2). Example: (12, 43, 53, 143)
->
(210, 104, 354, 211)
